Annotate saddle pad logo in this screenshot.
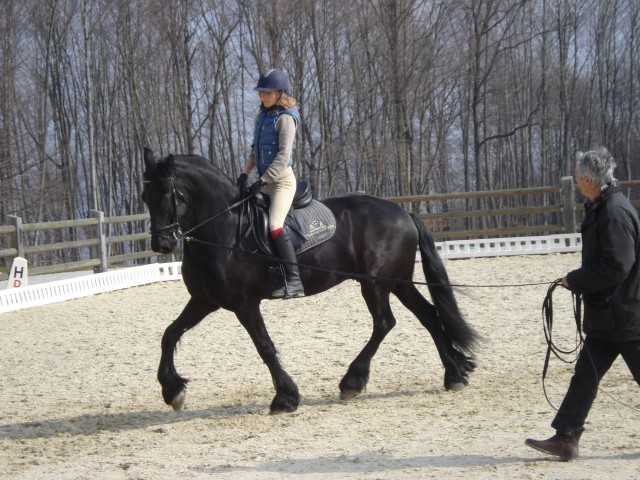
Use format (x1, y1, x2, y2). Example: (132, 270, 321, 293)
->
(308, 219, 327, 235)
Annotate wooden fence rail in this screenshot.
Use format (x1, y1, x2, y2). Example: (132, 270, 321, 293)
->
(1, 177, 639, 278)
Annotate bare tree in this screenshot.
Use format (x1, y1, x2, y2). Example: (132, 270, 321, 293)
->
(2, 0, 640, 237)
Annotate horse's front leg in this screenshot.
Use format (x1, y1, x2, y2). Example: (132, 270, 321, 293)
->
(158, 298, 218, 411)
(235, 302, 300, 414)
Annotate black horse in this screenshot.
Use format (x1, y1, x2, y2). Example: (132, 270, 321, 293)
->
(142, 148, 477, 413)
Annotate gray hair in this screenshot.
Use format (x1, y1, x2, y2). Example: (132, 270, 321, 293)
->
(576, 147, 617, 189)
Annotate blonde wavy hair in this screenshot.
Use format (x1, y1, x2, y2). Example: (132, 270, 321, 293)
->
(278, 93, 298, 109)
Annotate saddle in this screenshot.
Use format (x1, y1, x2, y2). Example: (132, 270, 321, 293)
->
(248, 180, 337, 256)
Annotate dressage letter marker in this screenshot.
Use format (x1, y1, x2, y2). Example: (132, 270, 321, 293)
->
(7, 257, 28, 289)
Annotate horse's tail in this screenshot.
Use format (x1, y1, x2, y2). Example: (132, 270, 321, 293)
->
(410, 214, 478, 354)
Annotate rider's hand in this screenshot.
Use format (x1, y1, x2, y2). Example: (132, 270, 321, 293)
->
(247, 179, 264, 196)
(236, 173, 248, 192)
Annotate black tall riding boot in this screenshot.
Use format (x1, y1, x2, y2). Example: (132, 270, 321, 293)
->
(272, 230, 305, 299)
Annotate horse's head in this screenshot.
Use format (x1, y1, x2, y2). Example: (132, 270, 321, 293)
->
(142, 148, 187, 254)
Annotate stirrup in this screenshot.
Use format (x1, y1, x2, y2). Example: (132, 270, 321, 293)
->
(272, 279, 305, 299)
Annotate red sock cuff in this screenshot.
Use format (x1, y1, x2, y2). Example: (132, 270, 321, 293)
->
(270, 228, 283, 239)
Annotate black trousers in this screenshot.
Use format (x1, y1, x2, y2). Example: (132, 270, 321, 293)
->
(552, 335, 640, 434)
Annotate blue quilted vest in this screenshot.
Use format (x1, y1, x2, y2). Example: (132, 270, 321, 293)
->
(252, 106, 300, 177)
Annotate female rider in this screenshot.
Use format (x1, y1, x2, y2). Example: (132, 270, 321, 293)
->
(237, 68, 304, 299)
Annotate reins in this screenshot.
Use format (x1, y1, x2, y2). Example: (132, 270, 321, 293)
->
(540, 280, 640, 414)
(180, 195, 253, 238)
(183, 234, 551, 289)
(541, 279, 584, 409)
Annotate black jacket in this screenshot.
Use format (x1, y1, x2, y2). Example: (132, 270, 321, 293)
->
(567, 184, 640, 342)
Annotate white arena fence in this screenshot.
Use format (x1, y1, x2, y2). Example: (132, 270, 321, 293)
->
(433, 233, 581, 259)
(1, 262, 182, 313)
(1, 234, 581, 314)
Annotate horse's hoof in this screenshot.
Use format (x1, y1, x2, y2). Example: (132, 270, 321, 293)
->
(170, 390, 186, 411)
(445, 382, 466, 392)
(269, 406, 297, 415)
(340, 389, 361, 400)
(269, 393, 299, 414)
(269, 403, 297, 414)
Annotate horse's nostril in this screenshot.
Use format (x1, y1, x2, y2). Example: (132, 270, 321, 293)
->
(151, 235, 175, 254)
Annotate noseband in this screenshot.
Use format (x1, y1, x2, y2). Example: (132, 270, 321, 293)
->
(149, 177, 186, 240)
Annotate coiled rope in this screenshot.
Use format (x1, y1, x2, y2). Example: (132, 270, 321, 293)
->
(541, 278, 583, 409)
(541, 279, 639, 413)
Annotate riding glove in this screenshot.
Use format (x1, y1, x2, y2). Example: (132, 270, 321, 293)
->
(236, 173, 248, 191)
(247, 179, 264, 196)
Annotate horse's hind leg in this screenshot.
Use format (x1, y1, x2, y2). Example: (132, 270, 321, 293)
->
(339, 281, 396, 400)
(235, 302, 300, 414)
(158, 298, 217, 411)
(394, 284, 475, 390)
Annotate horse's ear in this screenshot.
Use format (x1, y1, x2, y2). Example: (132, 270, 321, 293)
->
(165, 154, 176, 176)
(143, 147, 155, 171)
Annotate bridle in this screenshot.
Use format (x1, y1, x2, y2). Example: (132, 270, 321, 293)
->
(148, 176, 186, 240)
(147, 175, 252, 241)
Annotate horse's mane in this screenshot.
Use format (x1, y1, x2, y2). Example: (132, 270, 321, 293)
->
(167, 154, 235, 191)
(171, 154, 233, 185)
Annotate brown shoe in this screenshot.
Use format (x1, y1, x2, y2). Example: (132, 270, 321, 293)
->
(525, 429, 584, 461)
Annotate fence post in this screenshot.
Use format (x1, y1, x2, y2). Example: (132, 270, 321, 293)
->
(91, 209, 108, 273)
(7, 215, 24, 258)
(560, 176, 576, 233)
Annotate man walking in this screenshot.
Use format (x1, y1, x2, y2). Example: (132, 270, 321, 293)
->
(526, 147, 640, 461)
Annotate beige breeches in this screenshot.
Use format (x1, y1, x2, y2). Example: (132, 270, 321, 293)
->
(262, 167, 296, 233)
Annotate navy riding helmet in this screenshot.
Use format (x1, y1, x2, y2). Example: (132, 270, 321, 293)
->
(254, 68, 290, 93)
